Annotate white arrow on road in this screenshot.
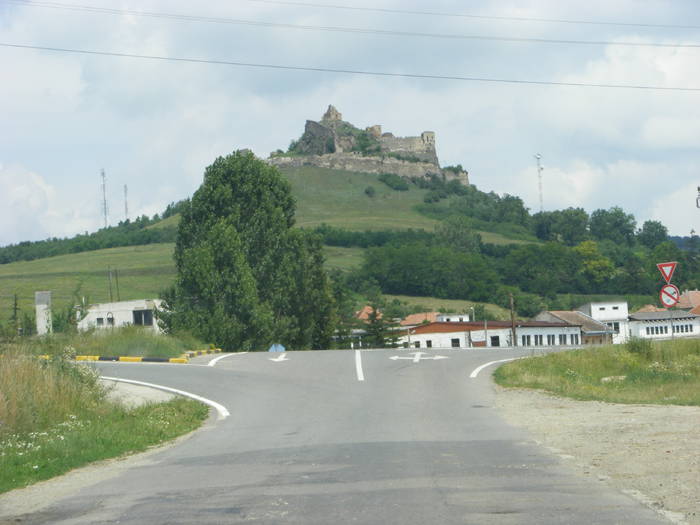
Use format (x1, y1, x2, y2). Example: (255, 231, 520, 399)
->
(389, 352, 449, 363)
(269, 353, 288, 362)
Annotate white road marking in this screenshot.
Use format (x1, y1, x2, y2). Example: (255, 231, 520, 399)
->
(469, 358, 521, 379)
(269, 353, 288, 362)
(355, 350, 364, 381)
(208, 351, 248, 367)
(100, 376, 230, 420)
(389, 352, 449, 363)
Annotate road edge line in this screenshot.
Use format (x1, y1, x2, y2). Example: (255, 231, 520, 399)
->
(469, 358, 521, 379)
(208, 351, 248, 367)
(100, 376, 230, 420)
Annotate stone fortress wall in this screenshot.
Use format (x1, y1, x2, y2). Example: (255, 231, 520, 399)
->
(268, 105, 469, 185)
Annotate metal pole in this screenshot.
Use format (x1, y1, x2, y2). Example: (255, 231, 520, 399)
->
(107, 266, 113, 303)
(535, 154, 544, 213)
(509, 292, 517, 348)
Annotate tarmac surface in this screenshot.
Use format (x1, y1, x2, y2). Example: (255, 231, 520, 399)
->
(0, 348, 673, 524)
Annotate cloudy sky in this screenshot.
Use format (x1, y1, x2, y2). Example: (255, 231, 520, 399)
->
(1, 0, 699, 244)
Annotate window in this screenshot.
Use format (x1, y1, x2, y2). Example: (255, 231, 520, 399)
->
(534, 334, 543, 346)
(133, 310, 154, 326)
(559, 334, 567, 345)
(612, 306, 619, 310)
(547, 334, 555, 345)
(646, 327, 650, 335)
(690, 325, 695, 333)
(599, 307, 606, 311)
(612, 322, 619, 332)
(490, 336, 500, 347)
(459, 317, 464, 322)
(451, 338, 460, 348)
(96, 317, 104, 326)
(572, 334, 580, 345)
(521, 335, 531, 346)
(107, 317, 114, 326)
(403, 342, 409, 348)
(445, 318, 451, 322)
(414, 341, 420, 348)
(426, 340, 432, 348)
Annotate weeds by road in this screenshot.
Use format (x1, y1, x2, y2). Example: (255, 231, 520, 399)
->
(494, 338, 700, 405)
(0, 346, 208, 493)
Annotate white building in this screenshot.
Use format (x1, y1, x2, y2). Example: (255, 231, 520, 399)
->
(628, 311, 700, 340)
(398, 321, 581, 349)
(77, 299, 163, 333)
(436, 312, 470, 323)
(578, 301, 629, 344)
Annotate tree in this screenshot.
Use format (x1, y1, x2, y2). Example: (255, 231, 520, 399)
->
(589, 207, 636, 246)
(161, 150, 335, 350)
(435, 215, 482, 253)
(637, 220, 668, 249)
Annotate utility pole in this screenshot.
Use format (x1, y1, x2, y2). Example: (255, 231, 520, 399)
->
(534, 154, 544, 213)
(101, 169, 108, 228)
(124, 184, 129, 221)
(11, 293, 19, 335)
(509, 292, 517, 347)
(107, 266, 114, 302)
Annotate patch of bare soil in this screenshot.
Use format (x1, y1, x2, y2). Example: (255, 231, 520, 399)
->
(494, 387, 700, 525)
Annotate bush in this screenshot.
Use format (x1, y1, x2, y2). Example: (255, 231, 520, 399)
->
(378, 173, 409, 191)
(364, 185, 376, 198)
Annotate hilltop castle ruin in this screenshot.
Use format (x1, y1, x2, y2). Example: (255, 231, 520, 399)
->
(268, 105, 469, 184)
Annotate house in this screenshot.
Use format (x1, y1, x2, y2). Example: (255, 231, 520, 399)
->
(355, 305, 381, 322)
(399, 311, 470, 329)
(628, 310, 700, 340)
(535, 310, 614, 345)
(77, 299, 163, 333)
(677, 290, 700, 310)
(398, 320, 581, 349)
(577, 301, 629, 344)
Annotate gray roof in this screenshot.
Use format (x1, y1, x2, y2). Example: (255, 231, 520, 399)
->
(629, 311, 699, 321)
(545, 311, 613, 334)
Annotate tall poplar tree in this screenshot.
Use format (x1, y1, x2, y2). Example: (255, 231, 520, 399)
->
(161, 150, 335, 350)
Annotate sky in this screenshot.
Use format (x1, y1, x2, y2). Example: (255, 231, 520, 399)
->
(1, 0, 699, 244)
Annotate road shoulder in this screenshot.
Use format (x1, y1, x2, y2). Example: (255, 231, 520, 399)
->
(493, 385, 699, 525)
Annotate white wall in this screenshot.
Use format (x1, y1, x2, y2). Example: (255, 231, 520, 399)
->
(629, 317, 700, 340)
(77, 299, 163, 333)
(398, 325, 582, 349)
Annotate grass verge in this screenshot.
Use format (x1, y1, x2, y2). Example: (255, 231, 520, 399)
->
(28, 327, 205, 359)
(0, 348, 208, 493)
(494, 338, 700, 405)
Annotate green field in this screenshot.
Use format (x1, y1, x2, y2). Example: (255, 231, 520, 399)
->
(0, 244, 177, 318)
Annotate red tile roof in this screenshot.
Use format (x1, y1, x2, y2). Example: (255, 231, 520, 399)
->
(355, 305, 381, 321)
(400, 312, 439, 327)
(678, 290, 700, 309)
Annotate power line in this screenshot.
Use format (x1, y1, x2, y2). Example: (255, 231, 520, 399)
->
(244, 0, 700, 31)
(2, 42, 699, 92)
(7, 0, 700, 49)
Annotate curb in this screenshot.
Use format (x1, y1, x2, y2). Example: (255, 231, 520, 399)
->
(184, 348, 222, 358)
(38, 348, 221, 364)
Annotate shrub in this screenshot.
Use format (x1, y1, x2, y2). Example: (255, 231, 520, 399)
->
(364, 186, 376, 198)
(378, 173, 409, 191)
(626, 337, 653, 359)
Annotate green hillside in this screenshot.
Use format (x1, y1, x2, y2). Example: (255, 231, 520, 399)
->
(142, 167, 533, 245)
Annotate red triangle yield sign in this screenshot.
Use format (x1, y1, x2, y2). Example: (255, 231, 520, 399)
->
(656, 261, 677, 284)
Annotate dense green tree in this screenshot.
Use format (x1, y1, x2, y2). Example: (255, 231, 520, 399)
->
(589, 207, 636, 246)
(162, 150, 335, 350)
(573, 241, 615, 289)
(435, 215, 482, 253)
(637, 220, 669, 249)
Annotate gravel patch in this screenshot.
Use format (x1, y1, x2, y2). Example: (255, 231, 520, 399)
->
(494, 386, 700, 525)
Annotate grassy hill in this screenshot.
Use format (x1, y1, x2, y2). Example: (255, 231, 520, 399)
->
(143, 167, 535, 246)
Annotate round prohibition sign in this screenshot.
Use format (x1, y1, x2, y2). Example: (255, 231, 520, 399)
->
(660, 283, 680, 308)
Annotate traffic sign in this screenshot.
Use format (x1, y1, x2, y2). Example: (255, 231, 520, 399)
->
(659, 284, 680, 308)
(656, 261, 677, 284)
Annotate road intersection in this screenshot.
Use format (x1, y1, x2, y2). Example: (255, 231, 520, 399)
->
(3, 348, 670, 524)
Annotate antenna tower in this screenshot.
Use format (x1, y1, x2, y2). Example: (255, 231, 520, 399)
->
(534, 154, 544, 212)
(100, 169, 108, 228)
(124, 184, 129, 221)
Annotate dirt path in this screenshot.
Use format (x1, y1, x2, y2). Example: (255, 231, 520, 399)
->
(494, 386, 700, 524)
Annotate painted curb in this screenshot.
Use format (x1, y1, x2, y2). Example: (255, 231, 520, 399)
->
(39, 354, 189, 364)
(184, 348, 223, 358)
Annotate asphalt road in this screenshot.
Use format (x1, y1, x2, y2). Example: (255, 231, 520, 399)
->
(9, 348, 670, 524)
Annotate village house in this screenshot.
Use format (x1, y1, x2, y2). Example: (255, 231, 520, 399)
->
(398, 320, 581, 349)
(577, 301, 629, 344)
(77, 299, 163, 333)
(628, 310, 700, 340)
(535, 310, 614, 345)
